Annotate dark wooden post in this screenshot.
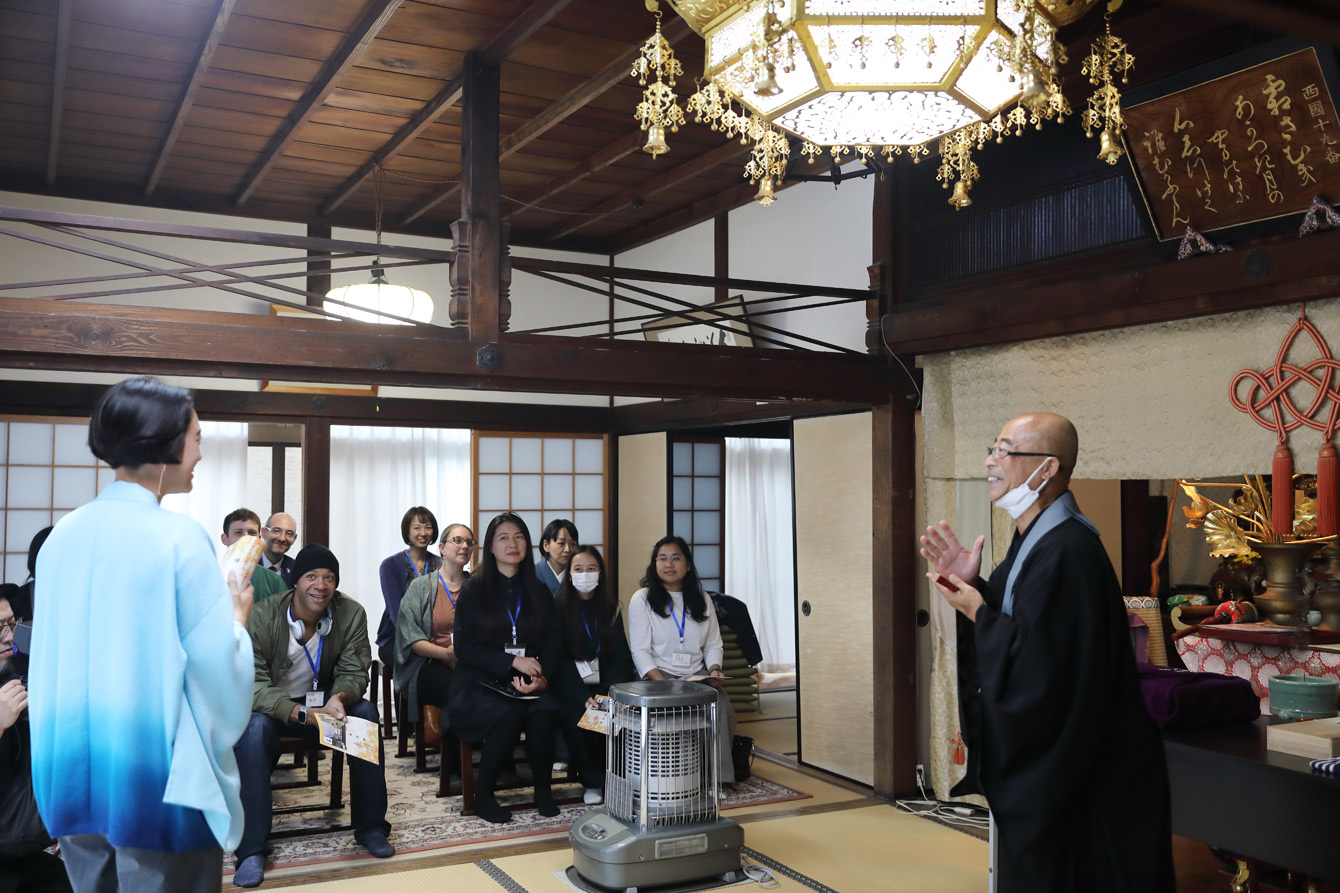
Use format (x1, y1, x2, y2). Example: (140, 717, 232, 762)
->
(302, 417, 331, 548)
(306, 222, 331, 307)
(871, 165, 918, 799)
(460, 52, 503, 341)
(1121, 480, 1154, 599)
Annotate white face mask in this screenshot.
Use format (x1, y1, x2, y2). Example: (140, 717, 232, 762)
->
(571, 571, 600, 593)
(993, 459, 1050, 520)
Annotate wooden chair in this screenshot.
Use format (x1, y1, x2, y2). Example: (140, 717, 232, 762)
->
(454, 738, 579, 817)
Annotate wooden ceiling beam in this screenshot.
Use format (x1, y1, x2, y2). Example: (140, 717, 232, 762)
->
(46, 0, 72, 185)
(882, 230, 1340, 355)
(1155, 0, 1340, 47)
(0, 298, 894, 403)
(544, 140, 750, 243)
(145, 0, 239, 197)
(501, 130, 643, 223)
(399, 15, 690, 227)
(319, 0, 575, 219)
(233, 0, 405, 208)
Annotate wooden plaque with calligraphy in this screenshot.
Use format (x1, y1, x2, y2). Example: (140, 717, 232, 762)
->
(1123, 48, 1340, 240)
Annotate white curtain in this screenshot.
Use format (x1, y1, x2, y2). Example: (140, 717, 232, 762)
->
(162, 420, 249, 554)
(330, 426, 471, 645)
(725, 437, 796, 673)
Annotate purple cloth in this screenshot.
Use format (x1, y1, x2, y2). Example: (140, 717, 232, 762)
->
(1127, 611, 1150, 664)
(1137, 664, 1260, 730)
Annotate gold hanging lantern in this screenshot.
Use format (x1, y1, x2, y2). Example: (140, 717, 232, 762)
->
(1080, 11, 1134, 164)
(755, 175, 776, 205)
(633, 2, 686, 156)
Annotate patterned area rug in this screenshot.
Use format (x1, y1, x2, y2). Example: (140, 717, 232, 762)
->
(222, 750, 810, 876)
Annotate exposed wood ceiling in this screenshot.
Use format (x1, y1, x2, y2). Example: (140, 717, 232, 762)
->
(0, 0, 1325, 256)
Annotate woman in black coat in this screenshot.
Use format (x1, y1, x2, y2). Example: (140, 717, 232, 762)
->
(551, 545, 636, 806)
(448, 512, 562, 824)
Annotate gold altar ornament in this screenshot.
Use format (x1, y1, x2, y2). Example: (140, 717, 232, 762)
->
(641, 0, 1127, 205)
(634, 3, 686, 156)
(1177, 477, 1326, 556)
(1080, 12, 1134, 164)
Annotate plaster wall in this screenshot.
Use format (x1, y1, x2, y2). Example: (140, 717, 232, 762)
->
(616, 432, 668, 612)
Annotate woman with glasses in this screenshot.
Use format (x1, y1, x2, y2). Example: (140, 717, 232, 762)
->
(28, 376, 255, 892)
(551, 545, 636, 805)
(627, 535, 736, 787)
(448, 513, 562, 824)
(376, 506, 443, 671)
(394, 523, 475, 777)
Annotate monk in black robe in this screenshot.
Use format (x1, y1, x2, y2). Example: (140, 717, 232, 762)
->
(921, 412, 1174, 893)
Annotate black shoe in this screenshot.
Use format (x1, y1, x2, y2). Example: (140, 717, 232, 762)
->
(475, 793, 512, 824)
(534, 789, 559, 818)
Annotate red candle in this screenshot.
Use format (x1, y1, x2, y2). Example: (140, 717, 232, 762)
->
(1319, 443, 1339, 538)
(1273, 443, 1295, 538)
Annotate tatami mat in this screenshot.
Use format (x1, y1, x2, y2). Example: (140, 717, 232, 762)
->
(275, 801, 987, 892)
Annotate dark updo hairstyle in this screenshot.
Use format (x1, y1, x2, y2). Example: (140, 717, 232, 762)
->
(554, 545, 618, 662)
(461, 512, 550, 644)
(400, 505, 439, 545)
(88, 376, 194, 469)
(639, 535, 710, 622)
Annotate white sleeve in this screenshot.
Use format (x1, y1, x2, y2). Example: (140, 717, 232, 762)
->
(627, 589, 657, 678)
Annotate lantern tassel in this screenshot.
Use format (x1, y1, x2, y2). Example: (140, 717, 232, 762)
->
(1273, 443, 1295, 538)
(1319, 443, 1339, 538)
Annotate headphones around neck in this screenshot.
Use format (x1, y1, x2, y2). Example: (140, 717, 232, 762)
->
(288, 604, 333, 640)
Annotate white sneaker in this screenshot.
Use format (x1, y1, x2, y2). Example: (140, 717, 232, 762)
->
(553, 762, 568, 773)
(584, 787, 604, 805)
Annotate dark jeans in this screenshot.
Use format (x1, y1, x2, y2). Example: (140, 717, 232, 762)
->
(559, 700, 604, 789)
(233, 697, 390, 860)
(475, 708, 556, 799)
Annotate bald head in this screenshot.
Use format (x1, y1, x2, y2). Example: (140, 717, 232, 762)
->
(1008, 413, 1078, 483)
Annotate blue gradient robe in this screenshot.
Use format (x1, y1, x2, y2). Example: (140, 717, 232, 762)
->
(29, 480, 254, 851)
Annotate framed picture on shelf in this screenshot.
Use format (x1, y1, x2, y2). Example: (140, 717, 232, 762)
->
(641, 295, 753, 348)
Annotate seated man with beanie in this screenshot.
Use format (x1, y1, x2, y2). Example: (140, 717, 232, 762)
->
(232, 545, 393, 888)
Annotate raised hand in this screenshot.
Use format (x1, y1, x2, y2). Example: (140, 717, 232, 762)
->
(920, 521, 984, 584)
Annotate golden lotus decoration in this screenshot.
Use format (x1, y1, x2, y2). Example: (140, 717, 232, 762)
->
(1177, 477, 1327, 557)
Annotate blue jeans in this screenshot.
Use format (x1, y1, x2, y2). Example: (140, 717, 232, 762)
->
(233, 697, 390, 860)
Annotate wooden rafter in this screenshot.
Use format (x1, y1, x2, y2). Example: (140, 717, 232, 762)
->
(881, 229, 1340, 355)
(501, 131, 643, 223)
(319, 0, 576, 218)
(145, 0, 239, 197)
(233, 0, 405, 208)
(0, 298, 894, 403)
(398, 15, 691, 226)
(45, 0, 72, 185)
(545, 140, 749, 243)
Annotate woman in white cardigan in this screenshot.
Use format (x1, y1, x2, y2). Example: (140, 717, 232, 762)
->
(626, 535, 735, 786)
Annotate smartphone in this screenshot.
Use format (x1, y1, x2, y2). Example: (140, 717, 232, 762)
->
(13, 622, 32, 655)
(935, 575, 959, 593)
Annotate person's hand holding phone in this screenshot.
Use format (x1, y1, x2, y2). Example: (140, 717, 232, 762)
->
(0, 679, 28, 734)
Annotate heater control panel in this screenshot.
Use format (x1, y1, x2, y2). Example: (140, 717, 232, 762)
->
(574, 814, 632, 849)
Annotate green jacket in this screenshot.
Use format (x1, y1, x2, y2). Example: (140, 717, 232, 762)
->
(250, 566, 287, 604)
(247, 590, 371, 723)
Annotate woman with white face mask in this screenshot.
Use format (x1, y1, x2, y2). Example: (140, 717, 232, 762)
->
(551, 546, 636, 805)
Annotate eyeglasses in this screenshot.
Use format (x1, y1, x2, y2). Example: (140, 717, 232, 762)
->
(986, 445, 1054, 461)
(264, 527, 297, 539)
(442, 536, 477, 547)
(0, 617, 19, 634)
(656, 554, 686, 565)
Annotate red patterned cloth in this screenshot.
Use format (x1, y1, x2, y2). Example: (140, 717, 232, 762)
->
(1175, 634, 1340, 714)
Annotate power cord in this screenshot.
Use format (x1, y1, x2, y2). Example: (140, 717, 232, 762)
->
(741, 854, 780, 888)
(893, 771, 990, 830)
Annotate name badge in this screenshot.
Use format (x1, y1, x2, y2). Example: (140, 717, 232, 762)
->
(671, 651, 693, 670)
(305, 691, 325, 708)
(577, 658, 600, 683)
(504, 645, 526, 658)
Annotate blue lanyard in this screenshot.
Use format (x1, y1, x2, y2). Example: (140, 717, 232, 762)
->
(301, 635, 323, 691)
(405, 549, 426, 578)
(582, 613, 601, 656)
(507, 591, 523, 643)
(670, 602, 687, 644)
(437, 571, 457, 608)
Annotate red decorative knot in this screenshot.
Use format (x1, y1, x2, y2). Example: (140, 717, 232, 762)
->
(1230, 308, 1340, 443)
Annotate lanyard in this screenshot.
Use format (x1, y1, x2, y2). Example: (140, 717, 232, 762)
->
(582, 611, 601, 656)
(437, 571, 458, 609)
(507, 591, 523, 643)
(669, 601, 687, 644)
(405, 549, 426, 578)
(301, 635, 323, 691)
